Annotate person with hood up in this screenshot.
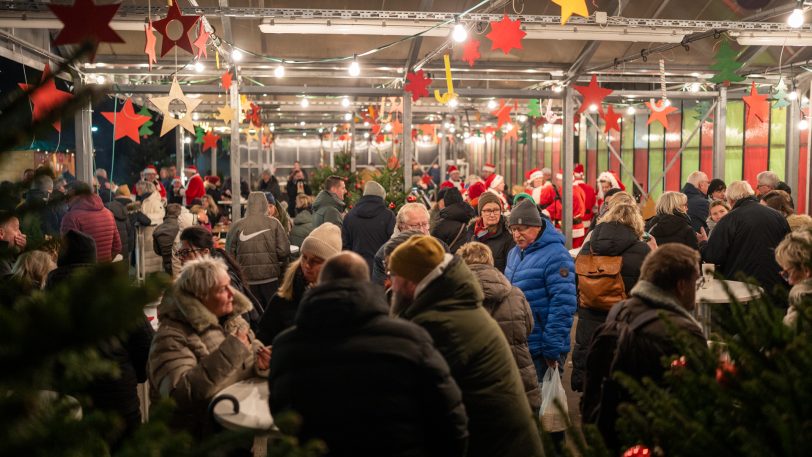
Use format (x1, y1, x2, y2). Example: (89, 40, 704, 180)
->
(18, 173, 66, 241)
(431, 187, 476, 254)
(466, 191, 514, 272)
(106, 185, 151, 261)
(60, 182, 121, 262)
(342, 181, 396, 274)
(153, 204, 184, 276)
(457, 241, 541, 414)
(135, 180, 166, 226)
(45, 229, 97, 288)
(644, 191, 698, 250)
(312, 175, 347, 229)
(225, 192, 290, 309)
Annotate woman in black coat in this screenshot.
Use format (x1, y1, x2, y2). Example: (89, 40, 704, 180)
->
(644, 191, 699, 250)
(571, 204, 651, 392)
(466, 191, 514, 272)
(256, 258, 309, 344)
(431, 187, 475, 254)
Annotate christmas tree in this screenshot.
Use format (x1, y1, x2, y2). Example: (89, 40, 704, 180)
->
(709, 41, 745, 85)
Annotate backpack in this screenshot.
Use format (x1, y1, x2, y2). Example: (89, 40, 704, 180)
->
(575, 248, 626, 311)
(580, 302, 660, 425)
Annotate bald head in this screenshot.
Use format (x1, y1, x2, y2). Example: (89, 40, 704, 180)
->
(318, 252, 370, 284)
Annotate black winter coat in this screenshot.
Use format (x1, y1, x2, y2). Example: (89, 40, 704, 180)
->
(682, 183, 709, 233)
(152, 216, 180, 275)
(106, 197, 150, 256)
(645, 212, 698, 250)
(269, 280, 469, 457)
(342, 195, 395, 274)
(256, 266, 308, 345)
(431, 203, 476, 253)
(286, 178, 312, 217)
(465, 217, 515, 272)
(258, 176, 283, 203)
(18, 189, 66, 239)
(700, 197, 791, 299)
(571, 221, 650, 392)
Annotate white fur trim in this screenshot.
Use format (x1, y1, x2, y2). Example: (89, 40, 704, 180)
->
(572, 227, 585, 238)
(529, 170, 544, 181)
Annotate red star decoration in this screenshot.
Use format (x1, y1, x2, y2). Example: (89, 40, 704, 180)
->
(602, 105, 621, 134)
(391, 118, 403, 135)
(645, 99, 679, 129)
(19, 64, 72, 132)
(202, 130, 221, 152)
(483, 125, 498, 135)
(375, 133, 386, 144)
(221, 70, 233, 91)
(245, 102, 262, 128)
(193, 20, 210, 60)
(404, 70, 432, 102)
(504, 123, 519, 141)
(491, 99, 513, 127)
(574, 75, 613, 116)
(486, 15, 526, 55)
(461, 39, 481, 67)
(742, 82, 770, 125)
(144, 22, 157, 71)
(101, 98, 151, 144)
(420, 124, 436, 136)
(152, 1, 199, 57)
(372, 123, 382, 135)
(48, 0, 124, 62)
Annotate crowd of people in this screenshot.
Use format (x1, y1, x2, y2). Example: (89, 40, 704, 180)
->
(2, 159, 811, 456)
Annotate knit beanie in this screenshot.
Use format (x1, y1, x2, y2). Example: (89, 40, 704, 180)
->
(443, 187, 463, 206)
(477, 190, 502, 214)
(388, 235, 445, 284)
(508, 199, 543, 227)
(513, 192, 535, 206)
(300, 223, 342, 260)
(363, 181, 386, 199)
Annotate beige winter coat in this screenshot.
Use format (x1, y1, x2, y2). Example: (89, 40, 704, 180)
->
(148, 284, 265, 438)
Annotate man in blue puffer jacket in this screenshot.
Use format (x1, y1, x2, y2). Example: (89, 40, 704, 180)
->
(505, 199, 576, 383)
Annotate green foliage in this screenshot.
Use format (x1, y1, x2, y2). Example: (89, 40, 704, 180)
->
(309, 152, 408, 212)
(309, 153, 361, 207)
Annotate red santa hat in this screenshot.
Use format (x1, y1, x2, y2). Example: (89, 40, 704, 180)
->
(142, 165, 158, 176)
(467, 182, 487, 201)
(439, 181, 455, 189)
(489, 174, 504, 190)
(205, 176, 220, 185)
(525, 168, 544, 182)
(555, 169, 564, 180)
(597, 170, 626, 200)
(447, 165, 459, 174)
(184, 165, 198, 174)
(574, 163, 585, 177)
(482, 162, 496, 173)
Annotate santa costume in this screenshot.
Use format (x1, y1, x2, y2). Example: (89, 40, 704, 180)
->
(537, 170, 587, 248)
(574, 163, 597, 228)
(440, 165, 464, 191)
(182, 165, 205, 206)
(481, 162, 496, 180)
(525, 168, 550, 205)
(596, 170, 625, 209)
(141, 165, 167, 199)
(486, 174, 510, 210)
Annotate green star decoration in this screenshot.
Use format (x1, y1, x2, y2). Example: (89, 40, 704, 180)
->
(527, 99, 541, 118)
(709, 41, 745, 85)
(137, 105, 154, 137)
(194, 125, 205, 144)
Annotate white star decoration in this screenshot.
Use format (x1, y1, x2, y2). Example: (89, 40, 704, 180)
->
(149, 77, 202, 136)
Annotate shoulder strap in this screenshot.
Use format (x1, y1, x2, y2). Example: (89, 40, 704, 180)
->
(628, 308, 661, 332)
(449, 222, 467, 248)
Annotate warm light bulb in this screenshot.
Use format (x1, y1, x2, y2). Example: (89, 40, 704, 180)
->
(552, 85, 563, 93)
(452, 23, 468, 43)
(184, 137, 191, 144)
(348, 59, 361, 77)
(231, 49, 243, 62)
(487, 99, 498, 110)
(341, 97, 350, 108)
(589, 104, 598, 113)
(789, 8, 805, 28)
(800, 119, 809, 130)
(689, 82, 701, 93)
(789, 91, 799, 101)
(300, 121, 305, 126)
(627, 106, 636, 115)
(344, 112, 352, 121)
(385, 123, 393, 132)
(303, 132, 307, 137)
(194, 61, 204, 73)
(95, 75, 106, 84)
(274, 64, 285, 78)
(448, 97, 459, 108)
(364, 132, 370, 138)
(301, 98, 309, 108)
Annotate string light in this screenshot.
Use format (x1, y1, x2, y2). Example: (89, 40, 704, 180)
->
(627, 105, 636, 115)
(342, 97, 351, 108)
(344, 112, 352, 121)
(589, 104, 598, 113)
(301, 98, 310, 108)
(452, 17, 468, 43)
(487, 99, 498, 110)
(274, 64, 285, 78)
(231, 49, 243, 62)
(95, 75, 106, 84)
(789, 91, 799, 101)
(194, 61, 204, 72)
(788, 5, 805, 29)
(800, 119, 809, 130)
(448, 97, 459, 108)
(348, 55, 361, 77)
(552, 85, 563, 93)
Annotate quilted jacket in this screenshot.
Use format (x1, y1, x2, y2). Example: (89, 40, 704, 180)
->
(225, 192, 290, 284)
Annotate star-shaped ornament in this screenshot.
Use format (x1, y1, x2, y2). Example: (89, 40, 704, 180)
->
(244, 128, 260, 144)
(504, 123, 519, 141)
(602, 105, 621, 134)
(19, 64, 72, 132)
(487, 15, 526, 55)
(101, 98, 151, 143)
(148, 77, 202, 136)
(215, 105, 235, 125)
(461, 39, 481, 67)
(404, 70, 433, 102)
(772, 79, 791, 109)
(491, 99, 514, 127)
(152, 1, 199, 57)
(48, 0, 124, 62)
(552, 0, 590, 26)
(743, 82, 769, 124)
(221, 70, 233, 91)
(527, 99, 541, 118)
(193, 21, 210, 60)
(137, 105, 155, 137)
(574, 75, 613, 116)
(645, 99, 678, 129)
(202, 130, 221, 152)
(144, 22, 157, 71)
(391, 118, 403, 135)
(245, 102, 262, 128)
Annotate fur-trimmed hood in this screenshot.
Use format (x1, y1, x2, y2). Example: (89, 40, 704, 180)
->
(158, 284, 253, 334)
(629, 280, 701, 329)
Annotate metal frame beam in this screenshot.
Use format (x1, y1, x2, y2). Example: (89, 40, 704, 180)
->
(712, 86, 727, 180)
(786, 90, 801, 201)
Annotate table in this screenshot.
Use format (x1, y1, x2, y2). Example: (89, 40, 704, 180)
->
(212, 378, 275, 457)
(695, 279, 763, 337)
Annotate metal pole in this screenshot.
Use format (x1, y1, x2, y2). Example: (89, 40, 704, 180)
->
(786, 89, 800, 202)
(713, 86, 727, 180)
(211, 147, 217, 177)
(562, 88, 574, 249)
(350, 111, 357, 172)
(176, 126, 185, 182)
(73, 76, 94, 184)
(807, 80, 812, 214)
(403, 96, 413, 192)
(230, 80, 241, 222)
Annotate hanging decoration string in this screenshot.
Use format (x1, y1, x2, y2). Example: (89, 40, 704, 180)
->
(110, 95, 118, 185)
(659, 58, 667, 103)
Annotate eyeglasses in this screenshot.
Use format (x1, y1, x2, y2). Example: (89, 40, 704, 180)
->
(404, 222, 430, 230)
(174, 247, 205, 258)
(481, 208, 501, 215)
(780, 270, 791, 282)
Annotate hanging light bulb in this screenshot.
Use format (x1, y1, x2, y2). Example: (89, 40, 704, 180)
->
(627, 105, 636, 115)
(487, 99, 498, 110)
(341, 97, 351, 108)
(689, 82, 701, 93)
(364, 132, 370, 138)
(300, 121, 306, 126)
(231, 48, 243, 62)
(800, 119, 809, 130)
(184, 137, 192, 144)
(789, 90, 799, 101)
(95, 75, 106, 84)
(385, 123, 393, 132)
(788, 6, 805, 29)
(348, 55, 361, 77)
(452, 16, 468, 43)
(194, 61, 204, 73)
(274, 63, 285, 78)
(344, 112, 352, 121)
(552, 85, 563, 93)
(589, 104, 598, 113)
(448, 97, 459, 108)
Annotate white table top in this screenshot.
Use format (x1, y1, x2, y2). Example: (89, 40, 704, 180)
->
(212, 378, 274, 432)
(696, 279, 763, 304)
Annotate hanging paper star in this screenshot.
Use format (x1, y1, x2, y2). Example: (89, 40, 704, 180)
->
(574, 75, 613, 116)
(18, 64, 72, 132)
(645, 99, 678, 129)
(602, 105, 622, 134)
(194, 125, 205, 144)
(552, 0, 590, 26)
(372, 123, 382, 135)
(215, 105, 235, 125)
(375, 133, 386, 144)
(48, 0, 124, 62)
(101, 98, 151, 143)
(404, 70, 433, 102)
(193, 20, 210, 60)
(491, 99, 513, 127)
(391, 118, 403, 135)
(221, 70, 233, 91)
(483, 125, 497, 135)
(461, 39, 481, 67)
(144, 22, 157, 71)
(504, 123, 519, 141)
(245, 102, 262, 128)
(148, 77, 202, 136)
(420, 124, 436, 136)
(137, 105, 154, 137)
(487, 15, 526, 55)
(527, 99, 541, 118)
(202, 130, 220, 152)
(772, 79, 791, 109)
(742, 81, 770, 124)
(152, 1, 199, 57)
(244, 128, 259, 144)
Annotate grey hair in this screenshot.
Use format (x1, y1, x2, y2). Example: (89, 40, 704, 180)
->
(396, 203, 430, 229)
(141, 180, 157, 194)
(176, 256, 229, 301)
(757, 171, 780, 189)
(32, 174, 53, 193)
(95, 168, 107, 179)
(726, 181, 755, 203)
(687, 171, 708, 187)
(655, 191, 688, 216)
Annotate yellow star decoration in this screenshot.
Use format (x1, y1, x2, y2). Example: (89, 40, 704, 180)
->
(552, 0, 589, 25)
(215, 104, 235, 125)
(244, 128, 259, 144)
(148, 77, 202, 136)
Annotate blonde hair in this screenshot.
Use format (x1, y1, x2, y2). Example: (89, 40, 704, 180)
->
(202, 194, 220, 216)
(457, 241, 495, 267)
(710, 199, 730, 211)
(726, 181, 755, 202)
(606, 191, 635, 208)
(775, 229, 812, 272)
(788, 214, 812, 232)
(11, 251, 55, 290)
(277, 258, 302, 300)
(176, 256, 229, 301)
(655, 191, 688, 215)
(600, 203, 645, 237)
(295, 194, 313, 210)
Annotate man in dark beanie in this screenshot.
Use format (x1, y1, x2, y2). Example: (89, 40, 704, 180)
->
(389, 235, 543, 457)
(431, 187, 476, 254)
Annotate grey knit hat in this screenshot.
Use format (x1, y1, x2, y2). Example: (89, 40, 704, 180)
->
(363, 181, 386, 199)
(508, 199, 543, 227)
(300, 223, 342, 260)
(477, 191, 502, 214)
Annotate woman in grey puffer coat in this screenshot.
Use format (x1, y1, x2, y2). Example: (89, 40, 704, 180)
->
(458, 241, 541, 413)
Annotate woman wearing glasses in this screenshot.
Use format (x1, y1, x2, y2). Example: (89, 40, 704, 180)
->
(466, 191, 514, 272)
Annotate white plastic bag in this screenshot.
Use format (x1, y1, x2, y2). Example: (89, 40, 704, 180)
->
(540, 368, 569, 432)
